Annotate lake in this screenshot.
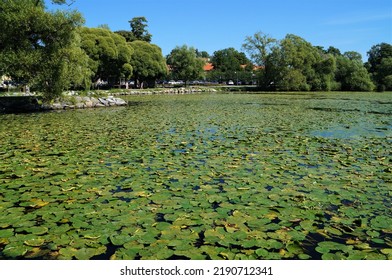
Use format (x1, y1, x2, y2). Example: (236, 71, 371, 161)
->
(0, 92, 391, 259)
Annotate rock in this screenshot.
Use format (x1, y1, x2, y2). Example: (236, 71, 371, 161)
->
(113, 98, 127, 106)
(90, 97, 100, 106)
(51, 103, 63, 110)
(84, 101, 93, 108)
(98, 98, 108, 106)
(75, 102, 85, 109)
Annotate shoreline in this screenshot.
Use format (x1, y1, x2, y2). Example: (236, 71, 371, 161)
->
(0, 87, 218, 113)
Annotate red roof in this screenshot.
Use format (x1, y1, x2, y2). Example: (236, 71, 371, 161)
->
(203, 63, 214, 71)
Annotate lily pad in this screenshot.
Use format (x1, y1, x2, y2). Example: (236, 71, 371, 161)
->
(24, 238, 45, 247)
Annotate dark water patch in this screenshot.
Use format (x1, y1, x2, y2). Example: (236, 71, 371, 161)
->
(167, 255, 191, 260)
(308, 107, 362, 113)
(211, 201, 220, 210)
(368, 111, 392, 116)
(155, 213, 166, 222)
(265, 186, 274, 191)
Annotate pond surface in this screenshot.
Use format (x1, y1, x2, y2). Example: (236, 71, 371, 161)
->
(0, 92, 391, 260)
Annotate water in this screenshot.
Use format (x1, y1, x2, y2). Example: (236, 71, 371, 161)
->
(0, 92, 391, 260)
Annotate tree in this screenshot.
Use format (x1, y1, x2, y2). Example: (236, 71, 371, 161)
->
(129, 40, 167, 88)
(166, 45, 204, 86)
(326, 46, 342, 57)
(242, 32, 278, 88)
(195, 50, 210, 59)
(129, 17, 152, 42)
(78, 27, 134, 87)
(115, 17, 152, 43)
(343, 51, 362, 62)
(211, 48, 250, 72)
(209, 48, 251, 84)
(335, 55, 374, 91)
(266, 34, 336, 91)
(242, 32, 277, 66)
(367, 43, 392, 91)
(0, 0, 88, 100)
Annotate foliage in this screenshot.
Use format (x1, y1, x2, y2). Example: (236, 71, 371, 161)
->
(78, 27, 134, 87)
(366, 43, 392, 91)
(195, 50, 210, 59)
(335, 54, 375, 91)
(0, 0, 87, 100)
(166, 45, 205, 85)
(242, 32, 376, 91)
(211, 48, 250, 72)
(242, 32, 277, 67)
(129, 40, 167, 88)
(242, 32, 278, 88)
(208, 48, 251, 84)
(115, 17, 152, 43)
(259, 34, 336, 91)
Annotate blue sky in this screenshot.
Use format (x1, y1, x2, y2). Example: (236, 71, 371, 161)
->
(47, 0, 391, 60)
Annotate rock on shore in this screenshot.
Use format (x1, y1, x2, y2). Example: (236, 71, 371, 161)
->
(45, 96, 128, 110)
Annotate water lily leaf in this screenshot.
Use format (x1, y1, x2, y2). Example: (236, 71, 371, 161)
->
(381, 248, 392, 258)
(300, 220, 314, 231)
(59, 247, 78, 259)
(74, 246, 106, 260)
(109, 233, 133, 246)
(0, 229, 14, 238)
(0, 237, 10, 246)
(155, 248, 174, 259)
(370, 216, 390, 229)
(3, 243, 29, 258)
(298, 253, 311, 260)
(255, 248, 269, 258)
(325, 226, 343, 236)
(24, 238, 45, 247)
(29, 227, 49, 235)
(322, 253, 341, 260)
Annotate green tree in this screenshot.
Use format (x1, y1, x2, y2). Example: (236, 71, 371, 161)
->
(242, 32, 278, 88)
(78, 27, 134, 87)
(211, 48, 250, 72)
(195, 49, 210, 59)
(268, 34, 335, 91)
(366, 43, 392, 91)
(335, 55, 374, 91)
(0, 0, 88, 100)
(166, 45, 204, 86)
(115, 17, 152, 43)
(129, 40, 167, 88)
(326, 46, 342, 57)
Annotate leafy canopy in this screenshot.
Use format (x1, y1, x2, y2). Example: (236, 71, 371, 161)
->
(115, 17, 152, 43)
(130, 40, 167, 88)
(78, 27, 134, 85)
(166, 45, 205, 84)
(0, 0, 88, 100)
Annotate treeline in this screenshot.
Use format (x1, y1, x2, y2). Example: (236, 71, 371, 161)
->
(0, 1, 391, 101)
(241, 33, 391, 92)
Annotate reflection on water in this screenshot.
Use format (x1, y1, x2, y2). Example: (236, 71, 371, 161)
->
(311, 124, 392, 139)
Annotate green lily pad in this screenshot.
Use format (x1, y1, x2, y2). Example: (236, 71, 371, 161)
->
(255, 248, 269, 258)
(29, 227, 49, 235)
(74, 246, 106, 260)
(2, 243, 29, 258)
(0, 229, 14, 238)
(24, 238, 45, 247)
